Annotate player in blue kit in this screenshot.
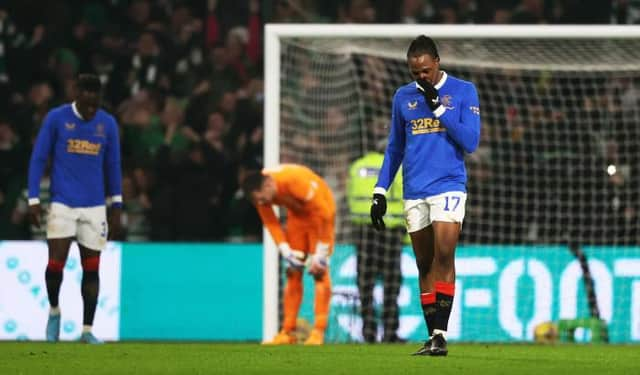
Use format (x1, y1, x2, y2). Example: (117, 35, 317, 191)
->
(370, 36, 481, 356)
(27, 74, 123, 344)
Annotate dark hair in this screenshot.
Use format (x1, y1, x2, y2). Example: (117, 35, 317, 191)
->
(76, 74, 102, 93)
(241, 170, 266, 198)
(406, 35, 439, 60)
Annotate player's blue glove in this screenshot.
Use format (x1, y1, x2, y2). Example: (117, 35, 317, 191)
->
(370, 193, 387, 231)
(416, 78, 444, 114)
(278, 243, 306, 271)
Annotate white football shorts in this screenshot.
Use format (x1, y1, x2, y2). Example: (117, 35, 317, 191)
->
(404, 191, 467, 233)
(46, 202, 108, 251)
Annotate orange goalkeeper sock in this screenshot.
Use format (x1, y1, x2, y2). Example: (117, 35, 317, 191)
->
(313, 269, 332, 331)
(282, 270, 303, 332)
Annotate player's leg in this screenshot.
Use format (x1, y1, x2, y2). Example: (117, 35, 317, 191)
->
(405, 199, 437, 354)
(78, 244, 102, 343)
(76, 206, 108, 344)
(410, 225, 436, 355)
(44, 202, 77, 342)
(428, 221, 459, 356)
(356, 225, 377, 343)
(46, 239, 73, 309)
(305, 266, 331, 345)
(305, 220, 333, 345)
(381, 227, 404, 343)
(427, 191, 466, 356)
(265, 219, 308, 344)
(264, 269, 303, 345)
(45, 238, 73, 342)
(276, 268, 303, 344)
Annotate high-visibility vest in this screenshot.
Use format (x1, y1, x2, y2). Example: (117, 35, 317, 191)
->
(347, 152, 404, 227)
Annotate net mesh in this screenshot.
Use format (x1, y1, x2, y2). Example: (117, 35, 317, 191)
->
(277, 35, 640, 342)
(279, 37, 640, 245)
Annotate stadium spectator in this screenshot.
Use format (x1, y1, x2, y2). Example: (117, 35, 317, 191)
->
(226, 165, 263, 242)
(166, 4, 205, 98)
(398, 0, 434, 24)
(337, 0, 377, 23)
(122, 0, 153, 40)
(173, 142, 222, 241)
(0, 6, 45, 112)
(348, 151, 406, 343)
(0, 118, 29, 239)
(271, 0, 320, 23)
(491, 7, 513, 23)
(120, 31, 169, 99)
(511, 0, 546, 24)
(120, 172, 151, 241)
(233, 78, 264, 168)
(8, 81, 55, 169)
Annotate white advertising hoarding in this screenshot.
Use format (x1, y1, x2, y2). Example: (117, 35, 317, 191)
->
(0, 241, 121, 341)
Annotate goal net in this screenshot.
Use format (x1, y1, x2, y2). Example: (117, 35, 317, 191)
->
(263, 25, 640, 343)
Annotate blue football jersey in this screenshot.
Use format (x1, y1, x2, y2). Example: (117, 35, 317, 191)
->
(28, 103, 122, 208)
(376, 72, 481, 199)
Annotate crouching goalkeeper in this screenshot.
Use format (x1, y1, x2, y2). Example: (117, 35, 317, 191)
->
(242, 164, 335, 345)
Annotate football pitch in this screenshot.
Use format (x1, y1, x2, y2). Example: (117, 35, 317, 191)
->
(1, 342, 638, 375)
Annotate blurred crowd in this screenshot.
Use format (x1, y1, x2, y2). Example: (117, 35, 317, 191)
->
(461, 70, 640, 245)
(0, 0, 639, 243)
(0, 0, 264, 242)
(270, 0, 635, 25)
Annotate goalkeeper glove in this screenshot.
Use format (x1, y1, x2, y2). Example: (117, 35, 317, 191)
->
(416, 78, 444, 114)
(278, 242, 306, 271)
(308, 242, 329, 277)
(370, 193, 387, 231)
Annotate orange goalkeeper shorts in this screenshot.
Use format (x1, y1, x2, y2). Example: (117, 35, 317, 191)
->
(286, 216, 335, 255)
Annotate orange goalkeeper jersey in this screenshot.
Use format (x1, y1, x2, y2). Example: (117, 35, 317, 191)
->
(255, 164, 336, 249)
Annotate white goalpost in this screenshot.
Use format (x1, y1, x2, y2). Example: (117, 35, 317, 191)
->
(263, 24, 640, 342)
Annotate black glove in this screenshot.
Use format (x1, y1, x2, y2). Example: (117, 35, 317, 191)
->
(416, 78, 443, 112)
(370, 193, 387, 231)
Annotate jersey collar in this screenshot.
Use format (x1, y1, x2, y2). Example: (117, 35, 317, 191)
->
(434, 71, 448, 90)
(71, 101, 85, 121)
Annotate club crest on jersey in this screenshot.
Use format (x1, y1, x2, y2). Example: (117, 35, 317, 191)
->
(407, 100, 418, 110)
(65, 122, 76, 131)
(95, 123, 105, 137)
(441, 95, 455, 110)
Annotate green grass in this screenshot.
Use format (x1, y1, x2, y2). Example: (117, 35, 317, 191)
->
(1, 342, 639, 375)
